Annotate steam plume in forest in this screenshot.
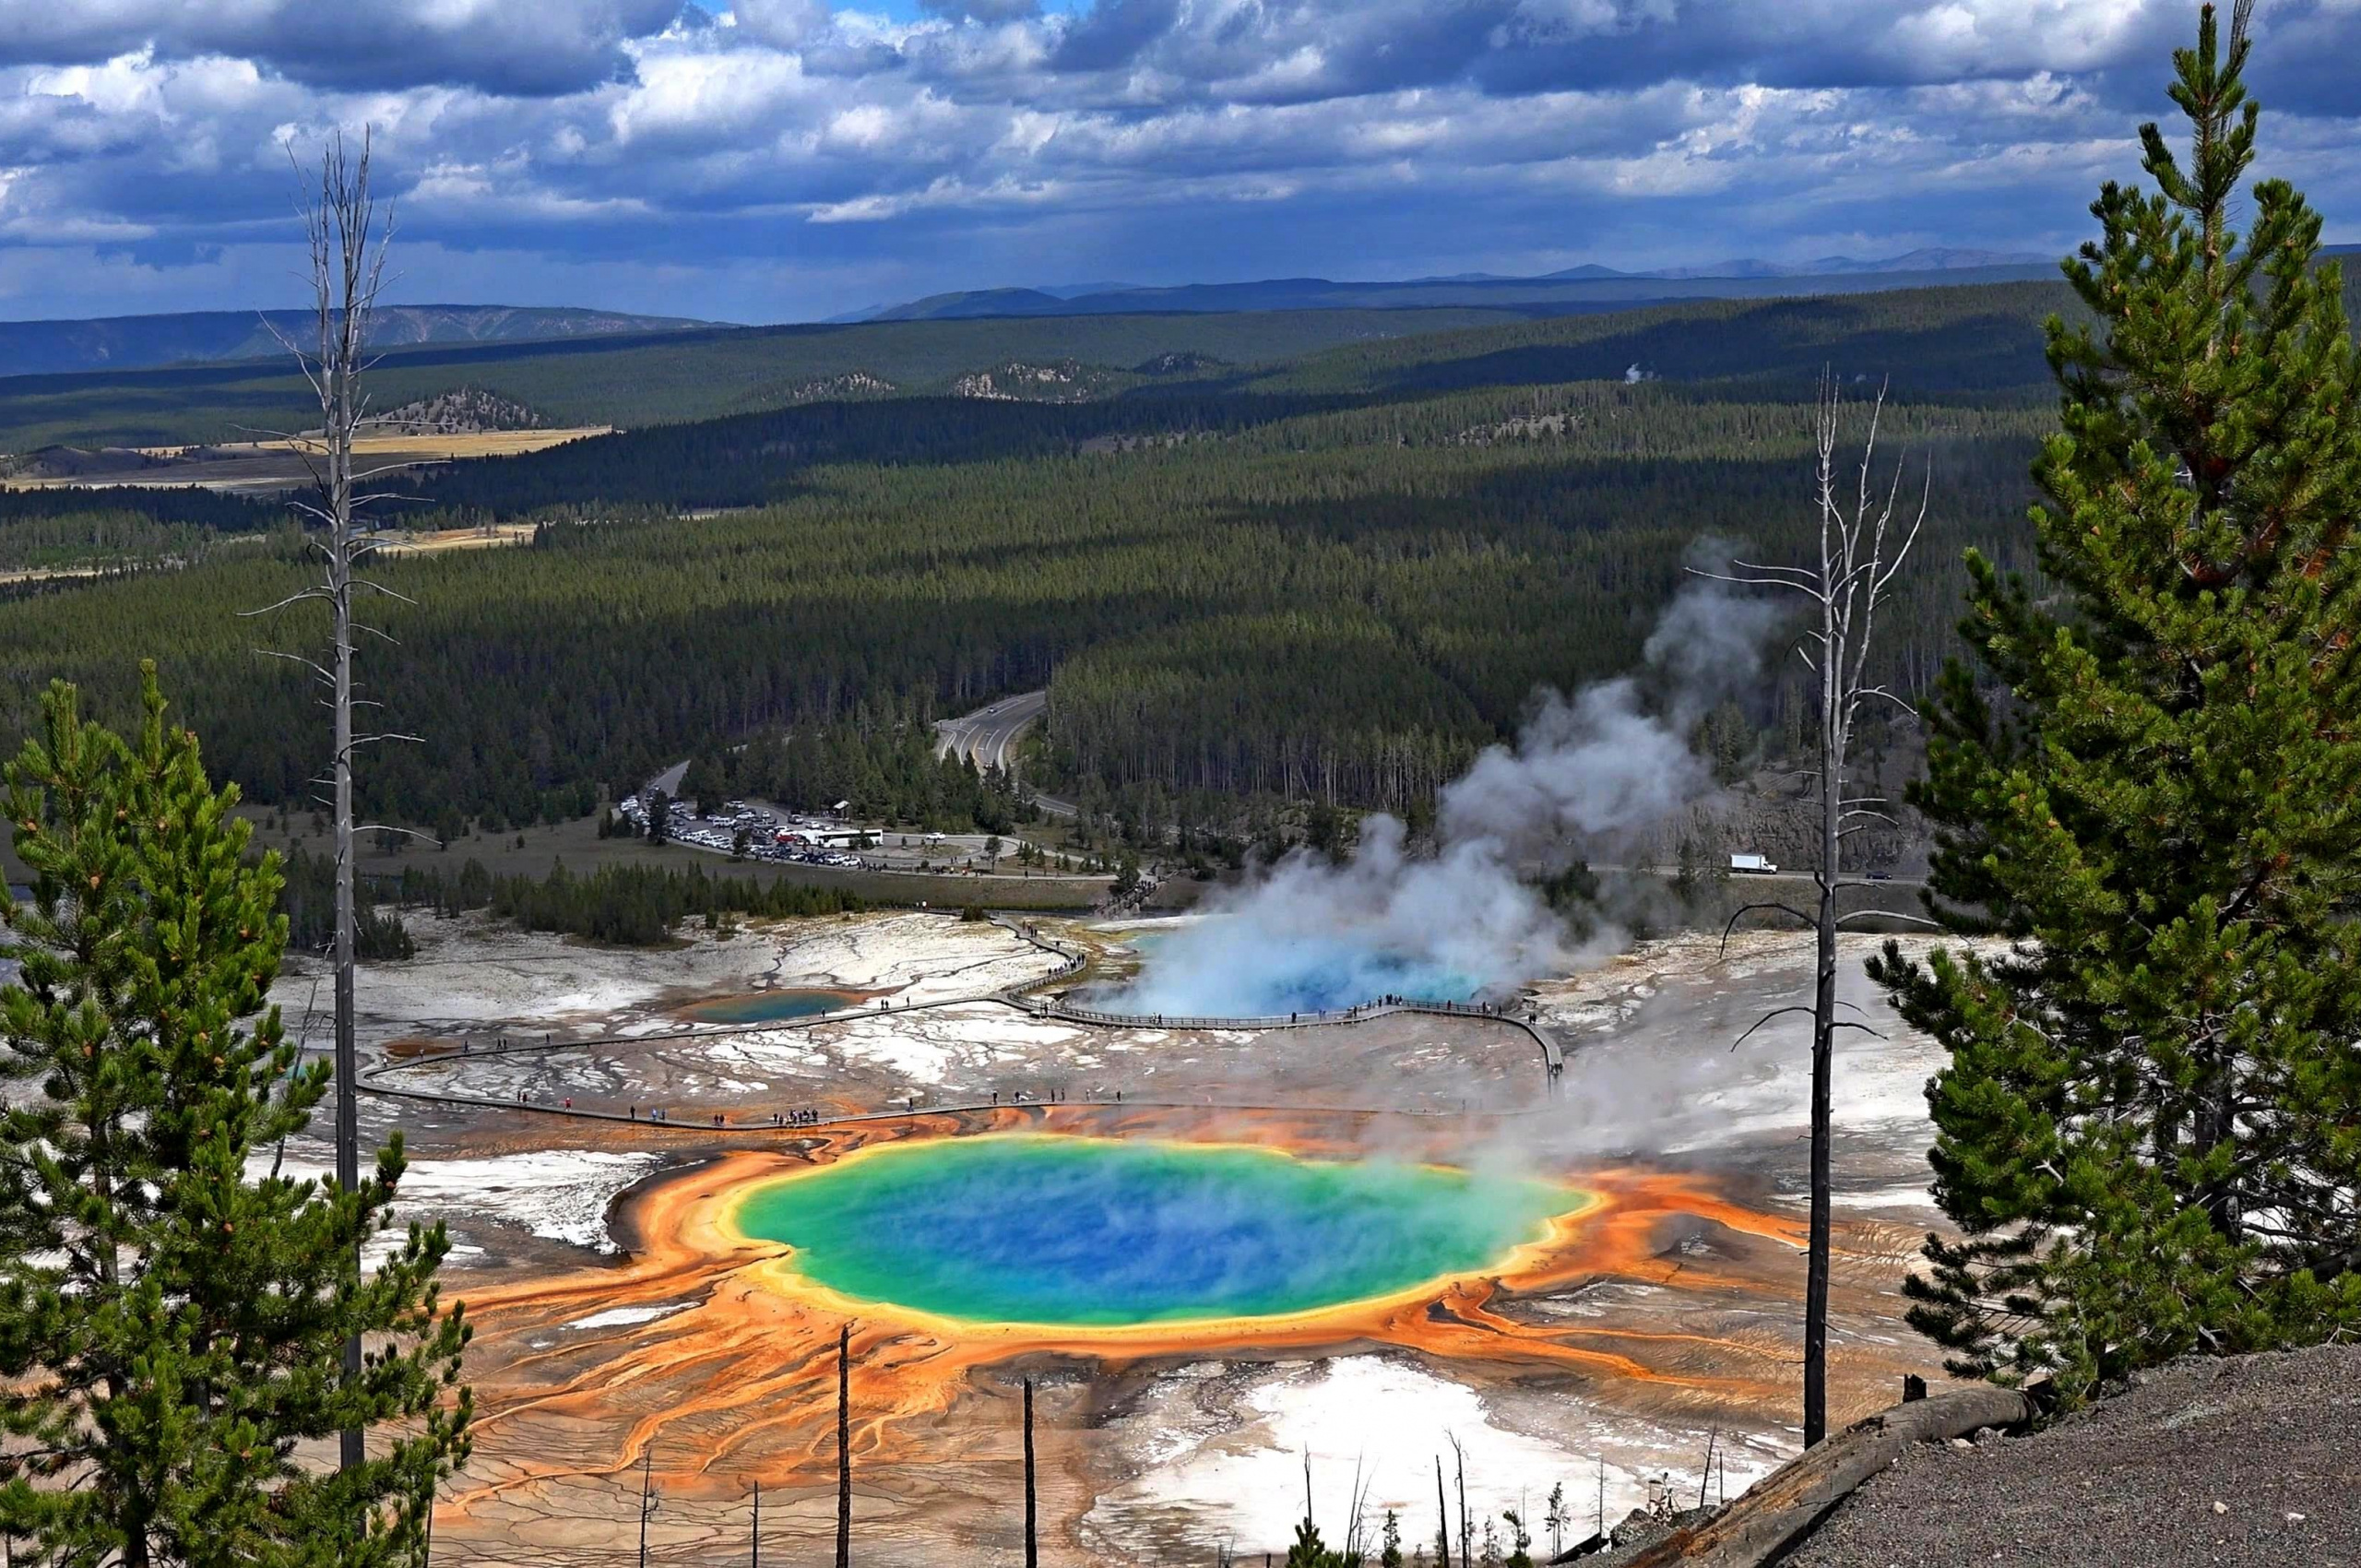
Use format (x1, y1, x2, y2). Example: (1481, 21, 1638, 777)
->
(1112, 576, 1777, 1017)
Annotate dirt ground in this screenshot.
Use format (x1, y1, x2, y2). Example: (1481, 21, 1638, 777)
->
(1783, 1346, 2361, 1568)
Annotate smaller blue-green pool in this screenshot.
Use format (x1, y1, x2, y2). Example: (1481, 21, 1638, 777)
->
(684, 988, 867, 1024)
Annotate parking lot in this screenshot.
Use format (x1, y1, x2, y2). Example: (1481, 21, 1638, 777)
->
(616, 791, 1047, 878)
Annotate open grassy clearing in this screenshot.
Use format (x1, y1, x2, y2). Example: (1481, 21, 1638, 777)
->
(4, 427, 610, 494)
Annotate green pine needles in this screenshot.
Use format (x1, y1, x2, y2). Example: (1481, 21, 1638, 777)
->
(1870, 1, 2361, 1402)
(0, 669, 469, 1566)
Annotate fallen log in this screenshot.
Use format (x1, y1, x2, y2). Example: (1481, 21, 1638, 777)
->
(1605, 1383, 2036, 1568)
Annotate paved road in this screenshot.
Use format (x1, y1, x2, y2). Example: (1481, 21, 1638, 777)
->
(933, 691, 1074, 816)
(644, 758, 689, 799)
(934, 689, 1046, 772)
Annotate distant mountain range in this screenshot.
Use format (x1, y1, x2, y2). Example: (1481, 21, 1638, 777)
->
(856, 249, 2060, 323)
(0, 305, 730, 378)
(1422, 247, 2052, 282)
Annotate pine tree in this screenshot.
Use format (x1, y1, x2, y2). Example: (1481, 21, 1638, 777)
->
(1869, 2, 2361, 1403)
(0, 671, 470, 1566)
(1284, 1515, 1360, 1568)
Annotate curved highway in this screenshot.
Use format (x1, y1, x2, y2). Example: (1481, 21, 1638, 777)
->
(932, 691, 1074, 816)
(934, 689, 1045, 771)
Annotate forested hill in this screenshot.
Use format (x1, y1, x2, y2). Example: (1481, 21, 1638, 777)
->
(386, 392, 1358, 514)
(1249, 282, 2081, 398)
(382, 281, 2079, 519)
(860, 256, 2062, 319)
(6, 267, 2353, 834)
(6, 264, 2352, 454)
(1, 381, 2046, 833)
(0, 304, 723, 379)
(0, 307, 1529, 452)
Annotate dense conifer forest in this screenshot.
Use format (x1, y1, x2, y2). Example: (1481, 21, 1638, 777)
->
(0, 487, 278, 569)
(14, 276, 2288, 832)
(0, 178, 2354, 849)
(382, 856, 867, 945)
(1, 411, 2040, 834)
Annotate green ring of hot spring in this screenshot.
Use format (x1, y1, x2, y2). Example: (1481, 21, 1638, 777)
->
(730, 1134, 1584, 1327)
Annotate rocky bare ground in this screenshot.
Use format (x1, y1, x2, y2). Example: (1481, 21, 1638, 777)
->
(1781, 1346, 2361, 1568)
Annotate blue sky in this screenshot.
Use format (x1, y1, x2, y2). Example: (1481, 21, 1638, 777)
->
(1, 1, 2356, 324)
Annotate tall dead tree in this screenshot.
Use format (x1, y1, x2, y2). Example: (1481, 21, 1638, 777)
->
(1708, 377, 1928, 1446)
(1434, 1458, 1452, 1568)
(1022, 1377, 1038, 1568)
(637, 1447, 655, 1568)
(1453, 1436, 1470, 1568)
(836, 1323, 853, 1568)
(314, 137, 374, 1480)
(246, 127, 410, 1475)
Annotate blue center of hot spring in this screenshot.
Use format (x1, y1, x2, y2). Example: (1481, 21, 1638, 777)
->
(732, 1135, 1573, 1325)
(1112, 931, 1481, 1016)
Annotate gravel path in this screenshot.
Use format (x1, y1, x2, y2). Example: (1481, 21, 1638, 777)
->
(1782, 1346, 2360, 1567)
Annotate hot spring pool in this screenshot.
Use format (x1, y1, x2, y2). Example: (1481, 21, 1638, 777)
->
(730, 1135, 1578, 1326)
(1108, 929, 1483, 1016)
(682, 988, 867, 1024)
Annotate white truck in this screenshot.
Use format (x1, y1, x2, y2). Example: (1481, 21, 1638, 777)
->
(1729, 852, 1779, 874)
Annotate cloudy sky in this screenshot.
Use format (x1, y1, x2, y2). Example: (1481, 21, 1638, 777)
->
(2, 0, 2357, 324)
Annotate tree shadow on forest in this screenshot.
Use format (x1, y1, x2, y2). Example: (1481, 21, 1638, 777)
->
(1366, 303, 2057, 399)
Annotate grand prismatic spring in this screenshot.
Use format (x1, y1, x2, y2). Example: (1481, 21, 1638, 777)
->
(729, 1134, 1581, 1327)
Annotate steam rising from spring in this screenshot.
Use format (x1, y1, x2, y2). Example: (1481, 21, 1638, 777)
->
(1113, 578, 1778, 1017)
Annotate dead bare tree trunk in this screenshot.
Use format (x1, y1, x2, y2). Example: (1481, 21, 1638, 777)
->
(1707, 375, 1928, 1447)
(248, 127, 401, 1476)
(638, 1447, 654, 1568)
(1453, 1437, 1469, 1567)
(246, 130, 443, 1488)
(1435, 1458, 1452, 1568)
(1023, 1377, 1038, 1568)
(836, 1323, 853, 1568)
(326, 202, 363, 1470)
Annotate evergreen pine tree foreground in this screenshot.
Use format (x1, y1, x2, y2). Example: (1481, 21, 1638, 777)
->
(0, 671, 469, 1566)
(1871, 2, 2361, 1403)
